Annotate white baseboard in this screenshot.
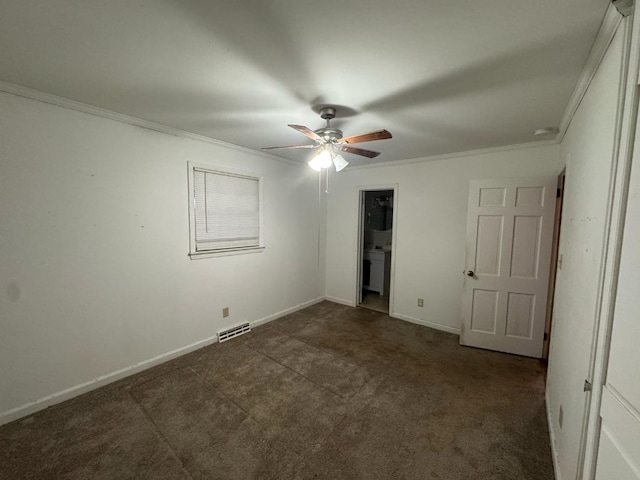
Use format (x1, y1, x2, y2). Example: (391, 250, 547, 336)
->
(0, 296, 325, 427)
(250, 296, 325, 327)
(546, 390, 562, 480)
(325, 296, 356, 307)
(391, 312, 461, 335)
(0, 333, 219, 426)
(323, 300, 461, 335)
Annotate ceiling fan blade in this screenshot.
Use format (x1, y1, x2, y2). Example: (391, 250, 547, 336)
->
(261, 144, 317, 150)
(337, 130, 392, 144)
(338, 145, 381, 158)
(288, 124, 324, 142)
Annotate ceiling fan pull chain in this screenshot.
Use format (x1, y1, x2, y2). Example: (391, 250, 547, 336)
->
(317, 169, 322, 267)
(325, 167, 329, 194)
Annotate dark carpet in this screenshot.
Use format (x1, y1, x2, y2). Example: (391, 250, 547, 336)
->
(0, 301, 554, 479)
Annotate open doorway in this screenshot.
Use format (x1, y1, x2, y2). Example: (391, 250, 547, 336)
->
(357, 189, 395, 314)
(543, 170, 566, 361)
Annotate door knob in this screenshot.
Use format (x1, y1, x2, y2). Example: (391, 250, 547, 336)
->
(466, 270, 475, 277)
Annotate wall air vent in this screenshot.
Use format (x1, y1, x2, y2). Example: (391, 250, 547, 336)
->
(217, 322, 251, 343)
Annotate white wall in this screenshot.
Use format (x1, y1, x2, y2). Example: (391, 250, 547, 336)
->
(324, 144, 562, 333)
(546, 25, 624, 480)
(0, 91, 324, 423)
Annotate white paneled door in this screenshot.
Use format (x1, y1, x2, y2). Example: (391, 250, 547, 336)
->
(460, 177, 557, 357)
(594, 145, 640, 480)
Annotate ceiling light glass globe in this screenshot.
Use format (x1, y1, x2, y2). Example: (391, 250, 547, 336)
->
(308, 155, 323, 171)
(317, 149, 333, 168)
(332, 154, 348, 172)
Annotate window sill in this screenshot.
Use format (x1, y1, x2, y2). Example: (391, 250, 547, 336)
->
(189, 246, 265, 260)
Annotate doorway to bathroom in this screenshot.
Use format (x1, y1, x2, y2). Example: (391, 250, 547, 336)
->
(357, 188, 396, 314)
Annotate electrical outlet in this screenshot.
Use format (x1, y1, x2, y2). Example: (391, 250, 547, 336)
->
(222, 307, 229, 318)
(417, 298, 424, 307)
(559, 405, 563, 429)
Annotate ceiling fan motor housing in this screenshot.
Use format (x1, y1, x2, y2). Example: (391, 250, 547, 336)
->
(319, 106, 336, 120)
(314, 127, 343, 141)
(315, 106, 342, 141)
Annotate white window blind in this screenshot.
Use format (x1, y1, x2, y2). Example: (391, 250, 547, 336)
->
(193, 168, 260, 252)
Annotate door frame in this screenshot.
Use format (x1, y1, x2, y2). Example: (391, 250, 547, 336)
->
(354, 184, 399, 313)
(542, 170, 566, 361)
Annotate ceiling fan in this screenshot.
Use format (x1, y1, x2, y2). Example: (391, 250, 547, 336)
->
(262, 107, 392, 172)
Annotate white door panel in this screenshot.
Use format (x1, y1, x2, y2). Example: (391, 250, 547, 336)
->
(596, 388, 640, 479)
(460, 177, 556, 357)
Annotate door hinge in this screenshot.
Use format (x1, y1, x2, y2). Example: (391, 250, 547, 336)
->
(544, 332, 548, 341)
(557, 188, 561, 198)
(584, 379, 593, 392)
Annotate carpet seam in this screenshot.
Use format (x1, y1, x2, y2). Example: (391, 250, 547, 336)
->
(188, 349, 317, 437)
(188, 362, 256, 418)
(269, 323, 418, 383)
(268, 321, 378, 374)
(242, 335, 366, 401)
(126, 387, 196, 480)
(189, 350, 348, 478)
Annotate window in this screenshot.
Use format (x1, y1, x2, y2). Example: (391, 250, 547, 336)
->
(188, 162, 263, 258)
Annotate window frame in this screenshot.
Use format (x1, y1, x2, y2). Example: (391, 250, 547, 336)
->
(187, 161, 264, 259)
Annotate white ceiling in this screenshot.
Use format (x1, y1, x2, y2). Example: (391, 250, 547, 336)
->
(0, 0, 609, 166)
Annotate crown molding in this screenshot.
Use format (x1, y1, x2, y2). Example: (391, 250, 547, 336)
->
(613, 0, 633, 17)
(2, 79, 556, 173)
(0, 2, 619, 177)
(349, 139, 559, 171)
(0, 80, 303, 168)
(557, 3, 623, 143)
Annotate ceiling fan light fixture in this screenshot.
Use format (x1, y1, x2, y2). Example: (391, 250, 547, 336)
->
(308, 147, 333, 171)
(332, 154, 348, 172)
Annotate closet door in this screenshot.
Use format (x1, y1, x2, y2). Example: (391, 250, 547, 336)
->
(594, 142, 640, 480)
